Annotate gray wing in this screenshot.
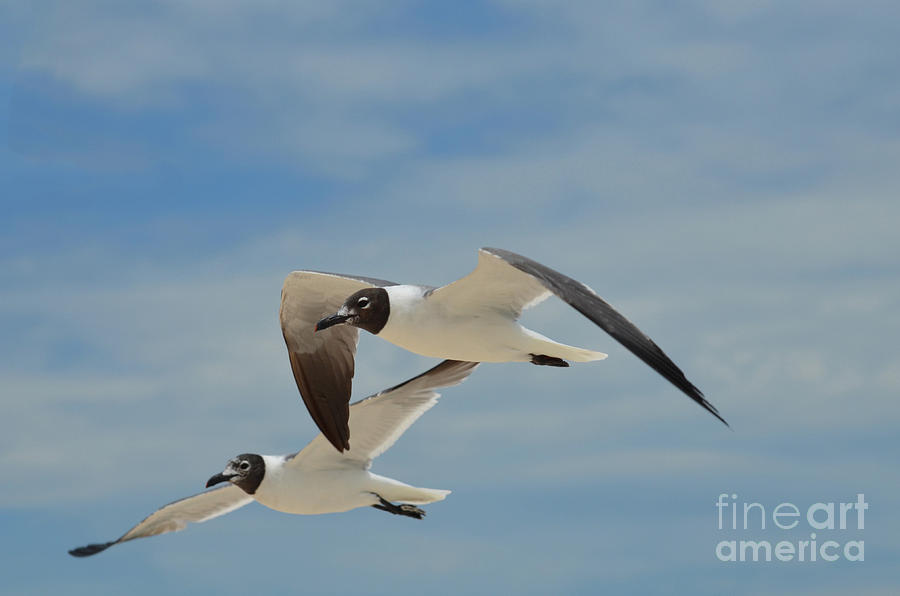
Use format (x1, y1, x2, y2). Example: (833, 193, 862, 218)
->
(427, 248, 552, 318)
(479, 247, 727, 426)
(287, 360, 479, 470)
(68, 485, 252, 557)
(280, 271, 397, 452)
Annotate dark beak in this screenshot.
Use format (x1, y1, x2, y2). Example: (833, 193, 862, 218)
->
(206, 472, 233, 488)
(315, 312, 351, 332)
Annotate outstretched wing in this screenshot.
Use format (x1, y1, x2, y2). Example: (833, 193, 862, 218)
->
(477, 247, 727, 426)
(68, 485, 252, 557)
(288, 360, 479, 470)
(280, 271, 397, 452)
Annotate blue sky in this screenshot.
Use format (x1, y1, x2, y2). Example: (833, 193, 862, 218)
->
(2, 1, 899, 594)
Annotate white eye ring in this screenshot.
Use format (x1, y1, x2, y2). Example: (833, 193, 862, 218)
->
(358, 297, 370, 308)
(239, 461, 250, 471)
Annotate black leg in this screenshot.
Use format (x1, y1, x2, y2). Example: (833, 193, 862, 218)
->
(370, 494, 426, 519)
(530, 354, 570, 367)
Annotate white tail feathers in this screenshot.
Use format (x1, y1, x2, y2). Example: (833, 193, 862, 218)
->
(369, 474, 451, 505)
(563, 347, 608, 362)
(397, 488, 451, 505)
(522, 328, 608, 362)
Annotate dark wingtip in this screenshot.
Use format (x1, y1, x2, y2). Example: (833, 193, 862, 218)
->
(714, 406, 731, 428)
(69, 541, 116, 557)
(332, 437, 350, 453)
(688, 385, 729, 428)
(321, 431, 350, 453)
(706, 404, 730, 428)
(719, 414, 732, 429)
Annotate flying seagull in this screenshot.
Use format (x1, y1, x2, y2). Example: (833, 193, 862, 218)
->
(69, 360, 477, 557)
(285, 247, 725, 452)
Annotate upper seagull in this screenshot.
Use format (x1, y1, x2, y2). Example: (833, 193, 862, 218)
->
(283, 247, 725, 452)
(69, 360, 477, 557)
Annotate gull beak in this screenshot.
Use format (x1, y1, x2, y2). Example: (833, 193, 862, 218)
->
(315, 308, 351, 332)
(206, 472, 234, 488)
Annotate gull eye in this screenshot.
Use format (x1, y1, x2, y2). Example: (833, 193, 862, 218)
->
(239, 461, 250, 471)
(357, 297, 370, 309)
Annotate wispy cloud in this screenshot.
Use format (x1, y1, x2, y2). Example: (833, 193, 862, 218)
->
(3, 1, 899, 593)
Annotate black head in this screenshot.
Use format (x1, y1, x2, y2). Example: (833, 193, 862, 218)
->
(206, 453, 266, 495)
(315, 287, 390, 335)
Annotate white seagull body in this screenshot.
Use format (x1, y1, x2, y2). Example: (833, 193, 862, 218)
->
(69, 360, 476, 557)
(283, 247, 725, 452)
(252, 461, 446, 515)
(376, 283, 606, 364)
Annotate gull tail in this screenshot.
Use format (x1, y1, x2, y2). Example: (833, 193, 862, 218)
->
(522, 328, 608, 363)
(392, 486, 451, 505)
(371, 475, 451, 505)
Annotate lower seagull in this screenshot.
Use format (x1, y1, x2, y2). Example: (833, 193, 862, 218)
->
(69, 359, 477, 557)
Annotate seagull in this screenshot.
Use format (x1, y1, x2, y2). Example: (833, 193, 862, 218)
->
(283, 247, 725, 452)
(68, 360, 477, 557)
